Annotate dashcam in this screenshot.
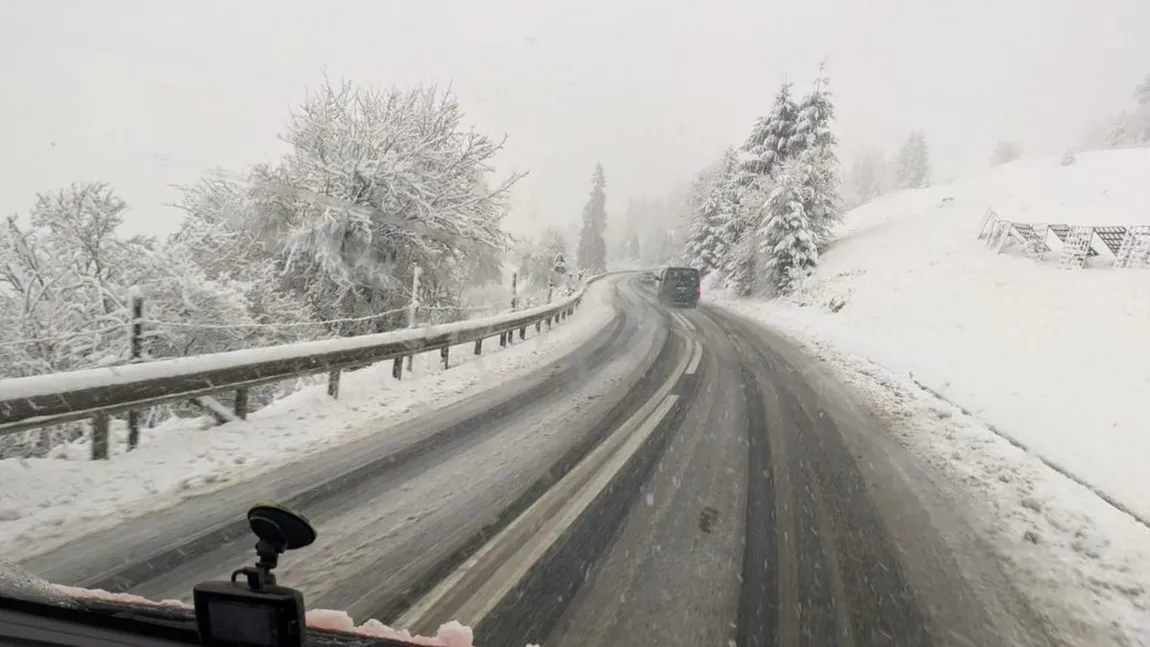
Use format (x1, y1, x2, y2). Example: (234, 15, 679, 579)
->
(193, 581, 304, 647)
(192, 505, 318, 647)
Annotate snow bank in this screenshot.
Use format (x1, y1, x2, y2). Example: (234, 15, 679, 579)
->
(709, 147, 1150, 645)
(0, 280, 616, 563)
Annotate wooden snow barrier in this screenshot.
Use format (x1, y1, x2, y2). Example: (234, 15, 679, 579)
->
(977, 211, 1148, 270)
(1116, 225, 1150, 269)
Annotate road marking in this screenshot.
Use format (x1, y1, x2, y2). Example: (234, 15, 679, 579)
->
(397, 342, 691, 633)
(466, 394, 679, 622)
(685, 340, 703, 375)
(678, 313, 697, 332)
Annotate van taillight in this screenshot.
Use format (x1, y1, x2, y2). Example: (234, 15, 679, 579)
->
(695, 286, 702, 296)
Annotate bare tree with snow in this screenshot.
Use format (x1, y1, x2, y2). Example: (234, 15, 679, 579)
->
(181, 77, 524, 335)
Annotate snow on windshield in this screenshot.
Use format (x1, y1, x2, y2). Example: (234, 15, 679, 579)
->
(0, 561, 78, 609)
(0, 564, 478, 647)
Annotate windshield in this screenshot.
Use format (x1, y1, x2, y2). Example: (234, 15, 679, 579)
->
(3, 3, 1150, 647)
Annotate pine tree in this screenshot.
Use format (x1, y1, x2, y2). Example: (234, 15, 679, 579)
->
(740, 83, 799, 183)
(577, 164, 608, 273)
(791, 66, 836, 160)
(1134, 74, 1150, 145)
(758, 158, 819, 294)
(721, 82, 800, 295)
(791, 68, 842, 247)
(1107, 112, 1131, 148)
(685, 176, 715, 272)
(896, 131, 931, 189)
(849, 153, 880, 206)
(686, 148, 738, 274)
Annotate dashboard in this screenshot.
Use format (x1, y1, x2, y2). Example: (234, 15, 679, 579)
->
(0, 597, 416, 647)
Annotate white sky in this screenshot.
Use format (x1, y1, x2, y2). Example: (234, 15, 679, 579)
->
(2, 0, 1148, 239)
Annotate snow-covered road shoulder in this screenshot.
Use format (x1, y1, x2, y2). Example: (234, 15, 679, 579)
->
(0, 280, 618, 564)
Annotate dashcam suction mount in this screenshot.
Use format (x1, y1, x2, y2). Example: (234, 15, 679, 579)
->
(231, 505, 317, 591)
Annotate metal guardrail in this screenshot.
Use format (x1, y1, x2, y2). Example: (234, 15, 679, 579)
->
(0, 276, 609, 458)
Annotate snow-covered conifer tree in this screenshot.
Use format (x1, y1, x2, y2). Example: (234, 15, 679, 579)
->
(686, 149, 739, 274)
(740, 83, 799, 182)
(896, 131, 931, 189)
(848, 154, 880, 206)
(577, 164, 608, 272)
(991, 140, 1022, 165)
(758, 158, 819, 294)
(791, 68, 842, 246)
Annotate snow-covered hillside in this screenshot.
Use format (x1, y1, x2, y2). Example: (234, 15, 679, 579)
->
(712, 148, 1150, 645)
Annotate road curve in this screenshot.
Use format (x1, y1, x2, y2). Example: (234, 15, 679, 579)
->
(20, 275, 684, 619)
(462, 290, 1052, 647)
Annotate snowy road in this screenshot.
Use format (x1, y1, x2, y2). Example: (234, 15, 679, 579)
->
(537, 307, 1051, 647)
(21, 275, 675, 611)
(26, 273, 1055, 646)
(400, 300, 1053, 646)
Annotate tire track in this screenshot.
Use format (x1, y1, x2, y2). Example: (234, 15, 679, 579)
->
(718, 308, 934, 647)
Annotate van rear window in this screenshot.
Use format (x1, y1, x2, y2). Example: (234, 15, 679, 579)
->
(664, 268, 700, 286)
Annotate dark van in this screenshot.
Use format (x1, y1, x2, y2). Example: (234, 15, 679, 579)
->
(656, 266, 701, 308)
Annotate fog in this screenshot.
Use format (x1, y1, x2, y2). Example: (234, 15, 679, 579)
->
(2, 0, 1148, 239)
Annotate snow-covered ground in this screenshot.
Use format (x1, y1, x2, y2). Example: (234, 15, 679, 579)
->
(0, 280, 616, 564)
(710, 148, 1150, 646)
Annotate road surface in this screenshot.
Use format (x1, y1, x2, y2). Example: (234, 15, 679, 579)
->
(21, 273, 1051, 646)
(540, 306, 1050, 647)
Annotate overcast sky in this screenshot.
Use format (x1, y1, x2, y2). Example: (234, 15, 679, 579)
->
(2, 0, 1148, 239)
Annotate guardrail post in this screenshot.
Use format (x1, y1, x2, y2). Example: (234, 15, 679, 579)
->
(128, 293, 144, 451)
(500, 332, 507, 347)
(328, 370, 341, 399)
(519, 326, 526, 340)
(547, 316, 552, 328)
(440, 346, 449, 369)
(234, 388, 249, 420)
(535, 320, 542, 333)
(392, 357, 403, 380)
(474, 339, 482, 355)
(91, 413, 109, 460)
